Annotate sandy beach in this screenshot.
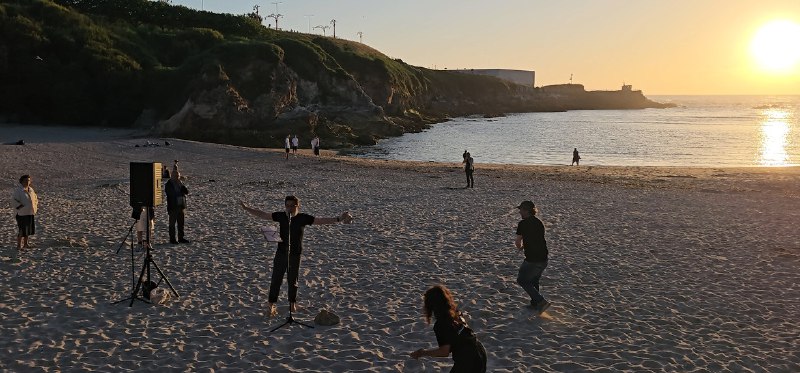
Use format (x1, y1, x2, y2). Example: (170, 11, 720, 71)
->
(1, 125, 799, 372)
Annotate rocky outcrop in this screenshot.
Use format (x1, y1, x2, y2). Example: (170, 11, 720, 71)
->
(0, 1, 675, 149)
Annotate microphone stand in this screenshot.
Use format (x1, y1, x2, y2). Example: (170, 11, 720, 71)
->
(271, 210, 314, 332)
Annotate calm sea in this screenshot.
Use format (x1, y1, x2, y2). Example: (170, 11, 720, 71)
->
(353, 95, 800, 167)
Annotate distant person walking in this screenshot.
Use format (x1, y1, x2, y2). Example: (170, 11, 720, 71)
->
(291, 135, 299, 155)
(514, 200, 551, 314)
(311, 136, 320, 157)
(571, 148, 581, 166)
(284, 135, 291, 160)
(11, 174, 38, 262)
(409, 285, 488, 372)
(165, 168, 190, 244)
(462, 151, 475, 188)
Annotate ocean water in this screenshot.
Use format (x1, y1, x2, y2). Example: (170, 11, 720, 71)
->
(354, 95, 800, 167)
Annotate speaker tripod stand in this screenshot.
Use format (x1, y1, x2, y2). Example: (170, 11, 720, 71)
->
(113, 206, 179, 306)
(271, 211, 314, 332)
(111, 219, 139, 305)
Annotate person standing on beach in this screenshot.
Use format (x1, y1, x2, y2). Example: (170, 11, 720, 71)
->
(161, 164, 170, 179)
(410, 285, 487, 372)
(291, 135, 299, 156)
(284, 135, 291, 160)
(133, 205, 155, 249)
(311, 136, 320, 157)
(571, 148, 581, 166)
(165, 168, 190, 244)
(514, 200, 550, 313)
(11, 175, 38, 262)
(240, 196, 353, 317)
(463, 152, 475, 188)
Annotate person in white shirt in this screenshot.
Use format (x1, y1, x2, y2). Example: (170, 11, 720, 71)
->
(11, 174, 39, 261)
(291, 135, 299, 155)
(311, 136, 320, 157)
(284, 135, 291, 160)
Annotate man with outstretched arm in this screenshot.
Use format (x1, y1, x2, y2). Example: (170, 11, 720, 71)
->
(240, 195, 353, 317)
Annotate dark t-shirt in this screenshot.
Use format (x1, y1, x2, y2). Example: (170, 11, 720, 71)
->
(516, 216, 548, 262)
(272, 212, 315, 253)
(434, 317, 485, 372)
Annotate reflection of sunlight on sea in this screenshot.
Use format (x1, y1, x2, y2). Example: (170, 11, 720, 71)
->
(354, 96, 800, 167)
(759, 109, 790, 166)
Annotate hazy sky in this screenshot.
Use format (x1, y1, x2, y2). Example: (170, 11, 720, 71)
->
(168, 0, 800, 95)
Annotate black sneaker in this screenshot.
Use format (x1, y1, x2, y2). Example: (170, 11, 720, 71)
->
(178, 238, 190, 244)
(170, 240, 179, 244)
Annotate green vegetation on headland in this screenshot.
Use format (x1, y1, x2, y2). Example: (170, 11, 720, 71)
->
(0, 0, 674, 148)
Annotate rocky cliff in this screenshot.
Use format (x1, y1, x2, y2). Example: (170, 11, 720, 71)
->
(0, 0, 673, 148)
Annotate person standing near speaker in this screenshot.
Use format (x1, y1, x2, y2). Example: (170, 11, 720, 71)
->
(165, 168, 189, 244)
(11, 174, 38, 262)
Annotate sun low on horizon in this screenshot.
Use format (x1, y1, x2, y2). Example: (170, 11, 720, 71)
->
(750, 19, 800, 74)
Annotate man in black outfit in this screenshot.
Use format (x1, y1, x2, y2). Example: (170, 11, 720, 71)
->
(514, 200, 550, 313)
(240, 195, 353, 317)
(164, 168, 189, 244)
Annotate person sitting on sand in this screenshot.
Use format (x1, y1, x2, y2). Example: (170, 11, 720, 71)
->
(11, 174, 38, 262)
(514, 200, 551, 314)
(240, 196, 353, 317)
(410, 285, 487, 372)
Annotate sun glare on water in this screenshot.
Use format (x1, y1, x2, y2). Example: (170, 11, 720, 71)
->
(750, 20, 800, 73)
(759, 109, 791, 166)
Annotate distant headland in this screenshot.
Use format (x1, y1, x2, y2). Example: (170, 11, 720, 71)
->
(0, 0, 674, 148)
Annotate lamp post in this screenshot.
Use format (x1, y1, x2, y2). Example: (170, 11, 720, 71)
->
(305, 15, 314, 33)
(314, 25, 330, 36)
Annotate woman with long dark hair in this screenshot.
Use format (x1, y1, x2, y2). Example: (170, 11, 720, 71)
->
(410, 285, 487, 372)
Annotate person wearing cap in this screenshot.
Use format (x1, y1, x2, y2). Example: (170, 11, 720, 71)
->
(165, 168, 190, 244)
(514, 200, 550, 313)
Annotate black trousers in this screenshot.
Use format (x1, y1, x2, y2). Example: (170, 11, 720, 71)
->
(465, 170, 474, 188)
(268, 246, 302, 303)
(168, 208, 185, 241)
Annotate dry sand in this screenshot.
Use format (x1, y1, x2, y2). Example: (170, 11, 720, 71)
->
(1, 125, 799, 372)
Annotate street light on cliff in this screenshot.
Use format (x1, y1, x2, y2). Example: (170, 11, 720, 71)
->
(268, 13, 283, 30)
(314, 25, 330, 36)
(304, 15, 314, 33)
